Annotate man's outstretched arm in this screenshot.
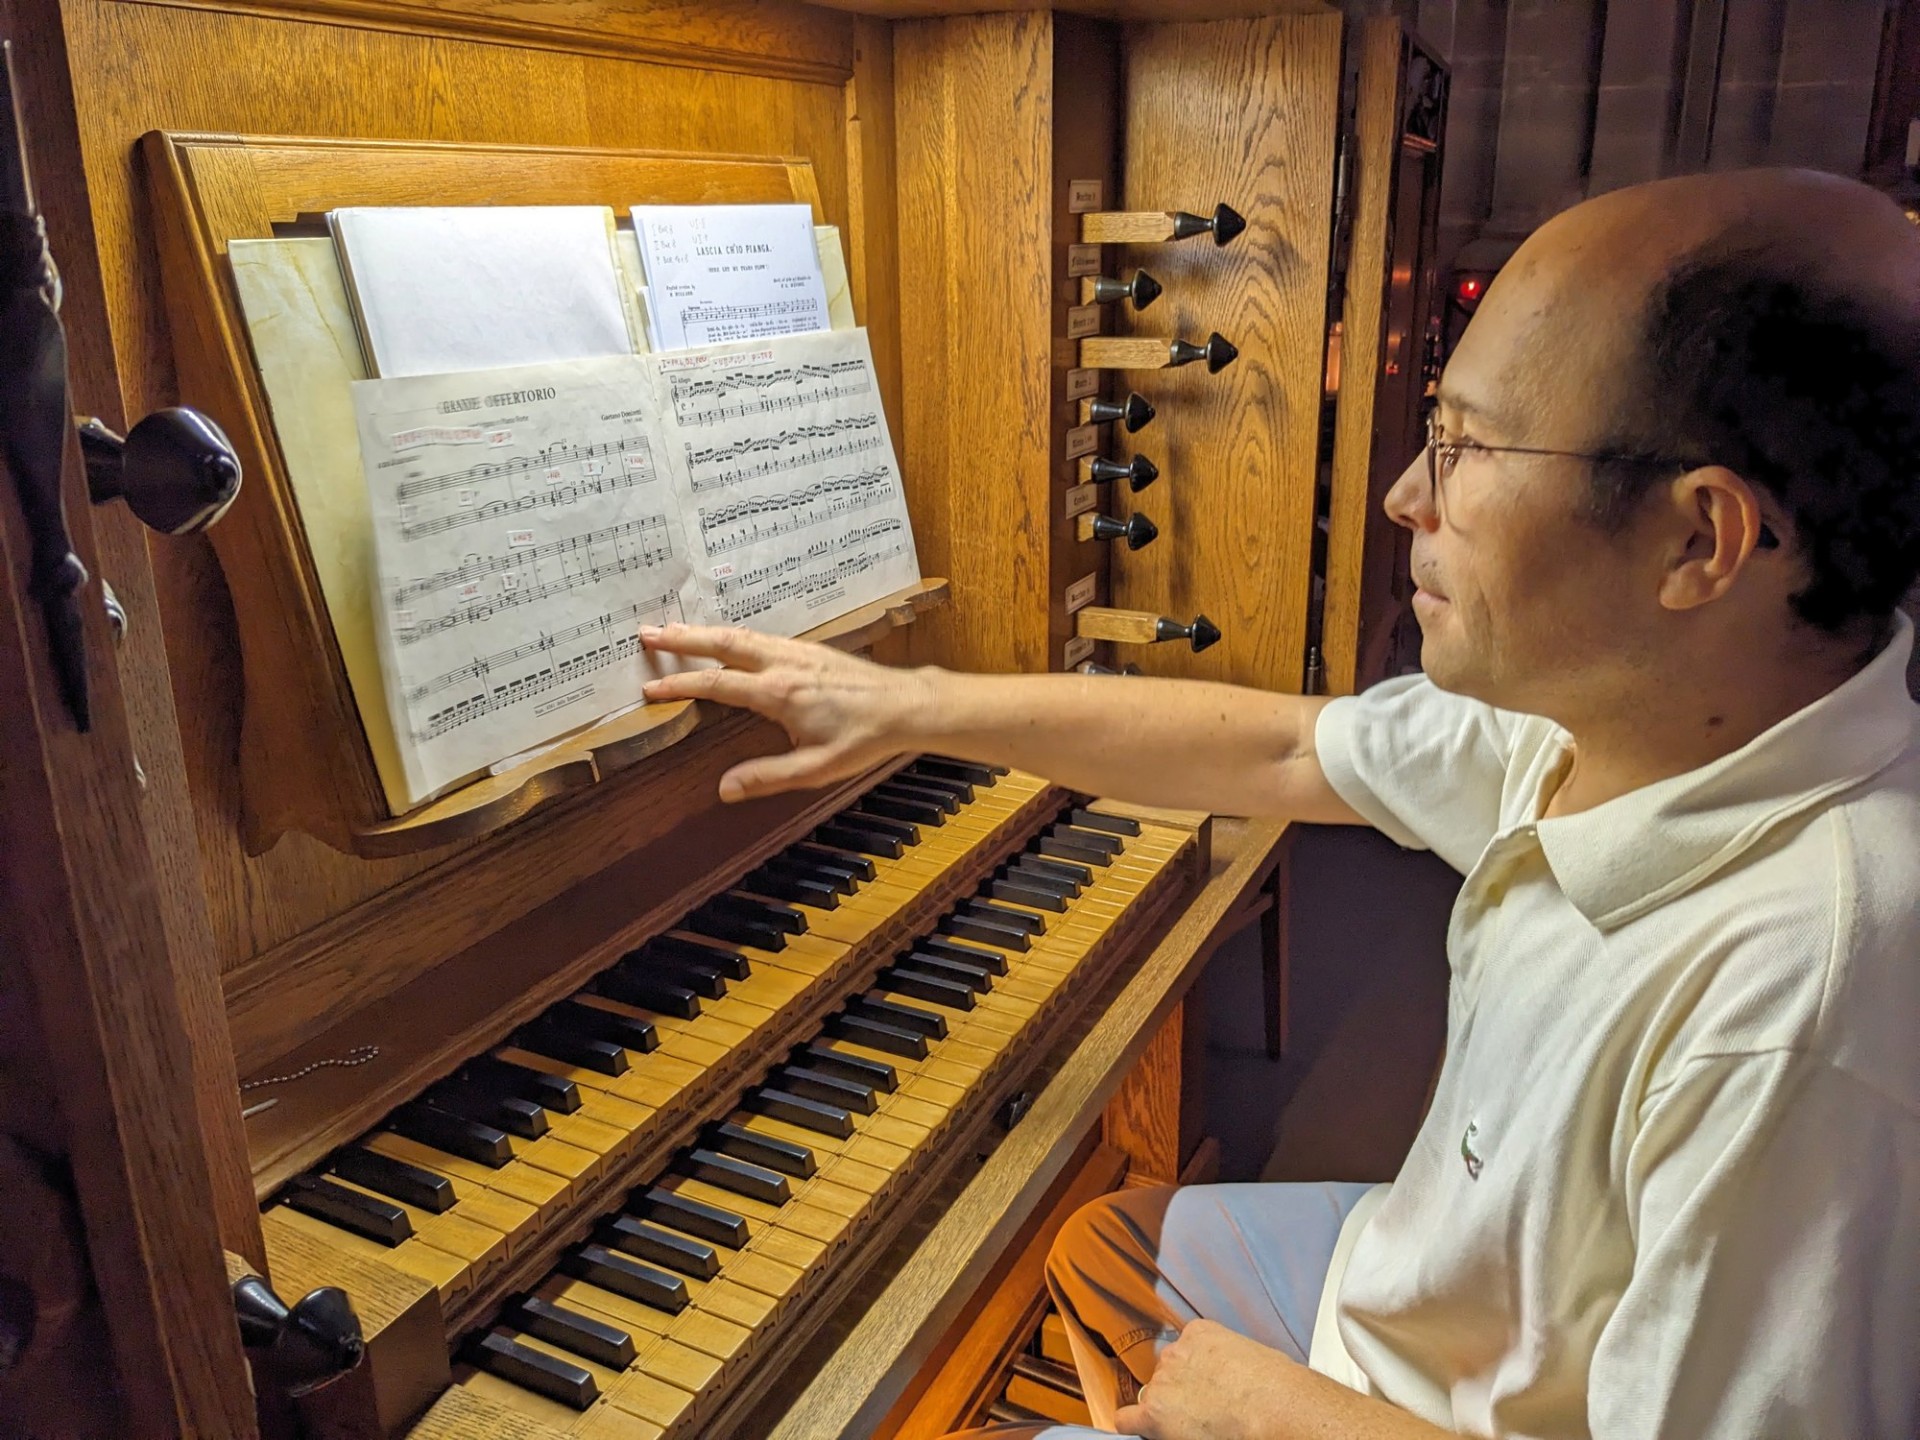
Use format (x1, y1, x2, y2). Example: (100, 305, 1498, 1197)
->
(639, 624, 1366, 825)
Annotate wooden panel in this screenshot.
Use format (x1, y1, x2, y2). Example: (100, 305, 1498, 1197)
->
(1110, 14, 1342, 692)
(34, 0, 885, 999)
(1101, 999, 1184, 1181)
(814, 0, 1329, 18)
(895, 11, 1055, 674)
(760, 816, 1289, 1440)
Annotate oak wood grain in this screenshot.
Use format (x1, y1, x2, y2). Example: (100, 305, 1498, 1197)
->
(1100, 999, 1186, 1181)
(1109, 15, 1342, 693)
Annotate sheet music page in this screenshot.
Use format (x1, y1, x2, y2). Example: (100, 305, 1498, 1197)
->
(353, 355, 697, 806)
(653, 328, 920, 635)
(633, 203, 830, 351)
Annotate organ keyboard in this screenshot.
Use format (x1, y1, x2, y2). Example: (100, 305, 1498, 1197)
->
(258, 762, 1205, 1435)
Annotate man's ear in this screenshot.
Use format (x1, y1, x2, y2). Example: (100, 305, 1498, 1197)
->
(1655, 465, 1775, 612)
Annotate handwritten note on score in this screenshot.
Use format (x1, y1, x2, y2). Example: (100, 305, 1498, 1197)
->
(353, 356, 696, 806)
(660, 329, 918, 637)
(353, 329, 917, 809)
(633, 203, 830, 351)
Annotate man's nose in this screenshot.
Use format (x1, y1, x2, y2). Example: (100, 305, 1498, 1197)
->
(1383, 451, 1435, 533)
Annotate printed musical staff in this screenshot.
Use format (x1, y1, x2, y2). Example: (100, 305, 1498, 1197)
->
(393, 435, 655, 505)
(398, 468, 651, 543)
(697, 468, 899, 557)
(683, 414, 886, 493)
(668, 359, 872, 428)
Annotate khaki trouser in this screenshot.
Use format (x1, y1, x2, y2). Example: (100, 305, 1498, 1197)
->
(945, 1180, 1372, 1439)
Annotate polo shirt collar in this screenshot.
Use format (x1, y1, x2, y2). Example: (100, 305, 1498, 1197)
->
(1533, 612, 1919, 931)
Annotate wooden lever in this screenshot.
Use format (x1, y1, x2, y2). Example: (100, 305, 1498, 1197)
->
(1079, 333, 1237, 374)
(1082, 453, 1158, 491)
(1082, 392, 1156, 433)
(1079, 203, 1246, 246)
(1082, 269, 1162, 310)
(1076, 512, 1158, 549)
(1076, 606, 1221, 652)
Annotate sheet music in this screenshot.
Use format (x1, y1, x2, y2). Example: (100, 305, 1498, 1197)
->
(657, 329, 918, 634)
(633, 203, 830, 351)
(353, 356, 697, 805)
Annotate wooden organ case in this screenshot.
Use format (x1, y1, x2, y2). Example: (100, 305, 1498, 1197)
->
(0, 1, 1442, 1435)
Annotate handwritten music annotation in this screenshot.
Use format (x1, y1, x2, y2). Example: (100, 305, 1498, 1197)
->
(353, 328, 918, 808)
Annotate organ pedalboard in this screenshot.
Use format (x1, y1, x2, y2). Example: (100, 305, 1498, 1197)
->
(260, 758, 1205, 1438)
(1059, 183, 1244, 676)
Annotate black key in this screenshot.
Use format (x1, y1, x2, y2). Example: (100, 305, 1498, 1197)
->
(647, 933, 751, 980)
(1037, 833, 1111, 867)
(592, 967, 702, 1020)
(427, 1080, 551, 1140)
(914, 757, 1000, 786)
(853, 992, 949, 1040)
(940, 912, 1031, 952)
(891, 770, 972, 803)
(962, 897, 1045, 934)
(1006, 861, 1081, 897)
(1016, 853, 1092, 887)
(1071, 806, 1141, 836)
(902, 950, 995, 992)
(884, 966, 977, 1010)
(461, 1056, 582, 1114)
(762, 853, 857, 896)
(513, 1296, 636, 1369)
(748, 1087, 856, 1138)
(860, 792, 945, 827)
(775, 1065, 878, 1115)
(843, 810, 920, 845)
(551, 998, 662, 1052)
(989, 877, 1067, 912)
(518, 1021, 629, 1077)
(800, 1040, 898, 1092)
(284, 1174, 412, 1245)
(681, 1148, 793, 1206)
(685, 905, 789, 952)
(877, 779, 961, 814)
(619, 954, 726, 1001)
(1052, 823, 1123, 858)
(632, 1185, 750, 1248)
(469, 1331, 597, 1409)
(718, 892, 807, 935)
(918, 935, 1009, 974)
(816, 823, 903, 860)
(745, 868, 840, 910)
(388, 1102, 511, 1167)
(331, 1147, 456, 1214)
(826, 1011, 930, 1060)
(562, 1245, 689, 1313)
(711, 1121, 817, 1179)
(595, 1215, 719, 1279)
(794, 841, 875, 881)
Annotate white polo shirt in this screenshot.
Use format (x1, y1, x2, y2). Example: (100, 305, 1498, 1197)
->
(1311, 614, 1920, 1439)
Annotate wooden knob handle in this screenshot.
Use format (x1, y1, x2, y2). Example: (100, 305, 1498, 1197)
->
(1079, 203, 1246, 246)
(1075, 607, 1220, 652)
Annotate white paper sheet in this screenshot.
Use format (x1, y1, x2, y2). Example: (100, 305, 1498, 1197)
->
(657, 329, 918, 635)
(332, 206, 636, 377)
(633, 203, 830, 351)
(353, 356, 696, 804)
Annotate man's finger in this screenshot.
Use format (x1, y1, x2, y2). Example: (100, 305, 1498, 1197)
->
(718, 746, 847, 803)
(640, 622, 778, 670)
(1113, 1402, 1152, 1437)
(643, 665, 781, 712)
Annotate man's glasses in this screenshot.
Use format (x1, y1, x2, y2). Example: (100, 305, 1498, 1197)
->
(1423, 413, 1780, 548)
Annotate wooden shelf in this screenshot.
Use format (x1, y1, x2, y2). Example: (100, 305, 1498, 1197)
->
(350, 577, 948, 856)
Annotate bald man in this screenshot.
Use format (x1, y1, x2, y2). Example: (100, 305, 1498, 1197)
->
(642, 170, 1920, 1439)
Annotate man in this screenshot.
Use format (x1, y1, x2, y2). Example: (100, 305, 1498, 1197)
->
(640, 169, 1920, 1438)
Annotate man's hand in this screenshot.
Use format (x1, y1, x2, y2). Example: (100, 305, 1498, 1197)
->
(640, 624, 934, 801)
(1115, 1319, 1303, 1440)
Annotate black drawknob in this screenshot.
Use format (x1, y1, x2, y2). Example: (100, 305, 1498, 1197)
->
(1078, 662, 1143, 676)
(1154, 614, 1221, 653)
(233, 1274, 363, 1392)
(1087, 454, 1159, 492)
(1087, 392, 1156, 433)
(1167, 334, 1238, 373)
(1090, 270, 1163, 310)
(1088, 512, 1158, 550)
(79, 408, 242, 535)
(1170, 203, 1247, 245)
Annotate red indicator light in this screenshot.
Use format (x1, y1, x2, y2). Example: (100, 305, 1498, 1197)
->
(1457, 276, 1483, 302)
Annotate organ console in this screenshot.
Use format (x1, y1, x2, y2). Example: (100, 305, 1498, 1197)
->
(0, 4, 1444, 1437)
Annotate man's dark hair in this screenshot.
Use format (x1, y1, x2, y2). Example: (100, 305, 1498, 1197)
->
(1593, 242, 1920, 632)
